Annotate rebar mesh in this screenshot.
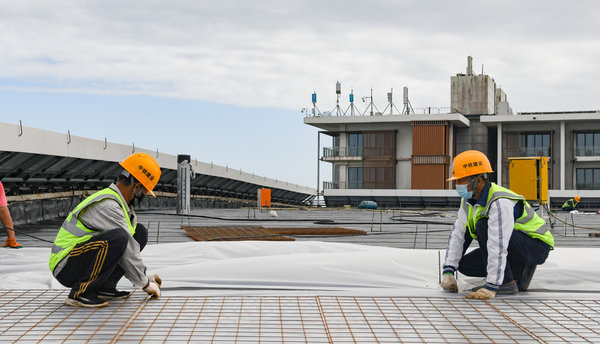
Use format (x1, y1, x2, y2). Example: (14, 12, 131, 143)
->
(1, 290, 599, 343)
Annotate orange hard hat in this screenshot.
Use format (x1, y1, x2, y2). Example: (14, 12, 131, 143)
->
(447, 150, 494, 181)
(575, 195, 581, 202)
(120, 153, 161, 197)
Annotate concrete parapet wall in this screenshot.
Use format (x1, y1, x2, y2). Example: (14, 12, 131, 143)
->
(7, 196, 258, 226)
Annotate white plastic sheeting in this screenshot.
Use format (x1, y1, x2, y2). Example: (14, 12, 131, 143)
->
(1, 241, 599, 296)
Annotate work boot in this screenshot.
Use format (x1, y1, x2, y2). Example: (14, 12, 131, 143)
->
(65, 292, 109, 308)
(3, 238, 22, 248)
(518, 265, 537, 291)
(471, 280, 518, 295)
(97, 288, 131, 300)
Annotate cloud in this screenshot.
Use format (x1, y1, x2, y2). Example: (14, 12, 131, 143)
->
(0, 0, 599, 113)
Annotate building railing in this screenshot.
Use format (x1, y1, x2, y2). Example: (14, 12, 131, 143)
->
(412, 107, 452, 115)
(575, 146, 600, 157)
(305, 106, 452, 117)
(323, 146, 393, 158)
(323, 181, 345, 189)
(323, 147, 363, 158)
(323, 181, 395, 189)
(504, 147, 550, 157)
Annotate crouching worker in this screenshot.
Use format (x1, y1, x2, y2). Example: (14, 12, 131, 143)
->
(562, 195, 580, 212)
(441, 150, 554, 300)
(49, 153, 163, 308)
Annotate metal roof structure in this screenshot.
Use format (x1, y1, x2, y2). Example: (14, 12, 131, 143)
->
(0, 121, 315, 205)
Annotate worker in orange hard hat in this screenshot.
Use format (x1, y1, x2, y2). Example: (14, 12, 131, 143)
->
(441, 150, 554, 300)
(562, 195, 580, 212)
(49, 153, 163, 308)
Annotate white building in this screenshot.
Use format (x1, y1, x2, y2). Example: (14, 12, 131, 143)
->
(305, 57, 600, 208)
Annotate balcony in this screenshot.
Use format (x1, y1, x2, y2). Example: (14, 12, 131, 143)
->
(323, 181, 346, 189)
(323, 181, 395, 190)
(322, 147, 363, 161)
(503, 147, 550, 158)
(576, 146, 600, 157)
(575, 146, 600, 162)
(324, 181, 364, 189)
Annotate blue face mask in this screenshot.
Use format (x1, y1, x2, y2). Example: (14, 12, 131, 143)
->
(456, 184, 473, 199)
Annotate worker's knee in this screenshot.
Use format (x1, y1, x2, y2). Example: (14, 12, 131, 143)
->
(457, 249, 486, 277)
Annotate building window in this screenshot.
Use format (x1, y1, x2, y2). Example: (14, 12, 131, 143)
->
(519, 133, 550, 157)
(575, 132, 600, 156)
(348, 133, 363, 157)
(348, 167, 363, 189)
(576, 168, 600, 190)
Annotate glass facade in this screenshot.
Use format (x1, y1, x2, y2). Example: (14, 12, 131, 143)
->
(575, 132, 600, 156)
(576, 168, 600, 190)
(348, 167, 363, 189)
(519, 133, 550, 156)
(348, 133, 363, 157)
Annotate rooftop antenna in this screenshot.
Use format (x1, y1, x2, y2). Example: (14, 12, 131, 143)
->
(331, 81, 343, 116)
(402, 86, 415, 115)
(311, 90, 321, 116)
(362, 86, 379, 116)
(382, 87, 401, 115)
(344, 88, 360, 116)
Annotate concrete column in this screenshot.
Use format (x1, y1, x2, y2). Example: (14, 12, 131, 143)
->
(497, 123, 502, 186)
(340, 133, 348, 154)
(560, 121, 565, 190)
(317, 131, 323, 194)
(339, 163, 348, 189)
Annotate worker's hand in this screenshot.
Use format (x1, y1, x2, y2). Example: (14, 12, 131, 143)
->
(465, 288, 495, 300)
(147, 272, 162, 287)
(441, 273, 458, 293)
(143, 281, 161, 298)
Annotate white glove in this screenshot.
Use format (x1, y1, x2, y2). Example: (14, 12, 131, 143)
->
(465, 288, 495, 300)
(441, 273, 458, 293)
(147, 273, 162, 287)
(143, 281, 161, 298)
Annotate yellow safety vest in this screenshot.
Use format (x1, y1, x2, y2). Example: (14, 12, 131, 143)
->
(49, 187, 136, 272)
(562, 199, 578, 209)
(463, 183, 554, 248)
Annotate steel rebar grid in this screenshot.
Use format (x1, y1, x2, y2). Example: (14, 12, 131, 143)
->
(1, 290, 599, 343)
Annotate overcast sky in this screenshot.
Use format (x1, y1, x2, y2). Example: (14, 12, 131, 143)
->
(1, 1, 598, 188)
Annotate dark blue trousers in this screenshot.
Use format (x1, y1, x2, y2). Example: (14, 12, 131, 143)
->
(457, 218, 550, 285)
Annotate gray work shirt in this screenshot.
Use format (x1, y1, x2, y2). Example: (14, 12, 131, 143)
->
(53, 184, 149, 288)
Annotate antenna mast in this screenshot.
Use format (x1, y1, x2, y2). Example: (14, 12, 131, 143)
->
(402, 86, 414, 115)
(344, 88, 360, 116)
(312, 91, 321, 116)
(362, 87, 379, 116)
(331, 81, 343, 115)
(382, 87, 402, 115)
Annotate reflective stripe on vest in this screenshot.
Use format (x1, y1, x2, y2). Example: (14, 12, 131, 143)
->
(562, 199, 577, 208)
(49, 188, 136, 272)
(465, 183, 554, 248)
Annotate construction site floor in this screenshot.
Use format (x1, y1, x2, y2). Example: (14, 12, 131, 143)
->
(3, 208, 600, 343)
(14, 208, 600, 249)
(2, 291, 599, 343)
